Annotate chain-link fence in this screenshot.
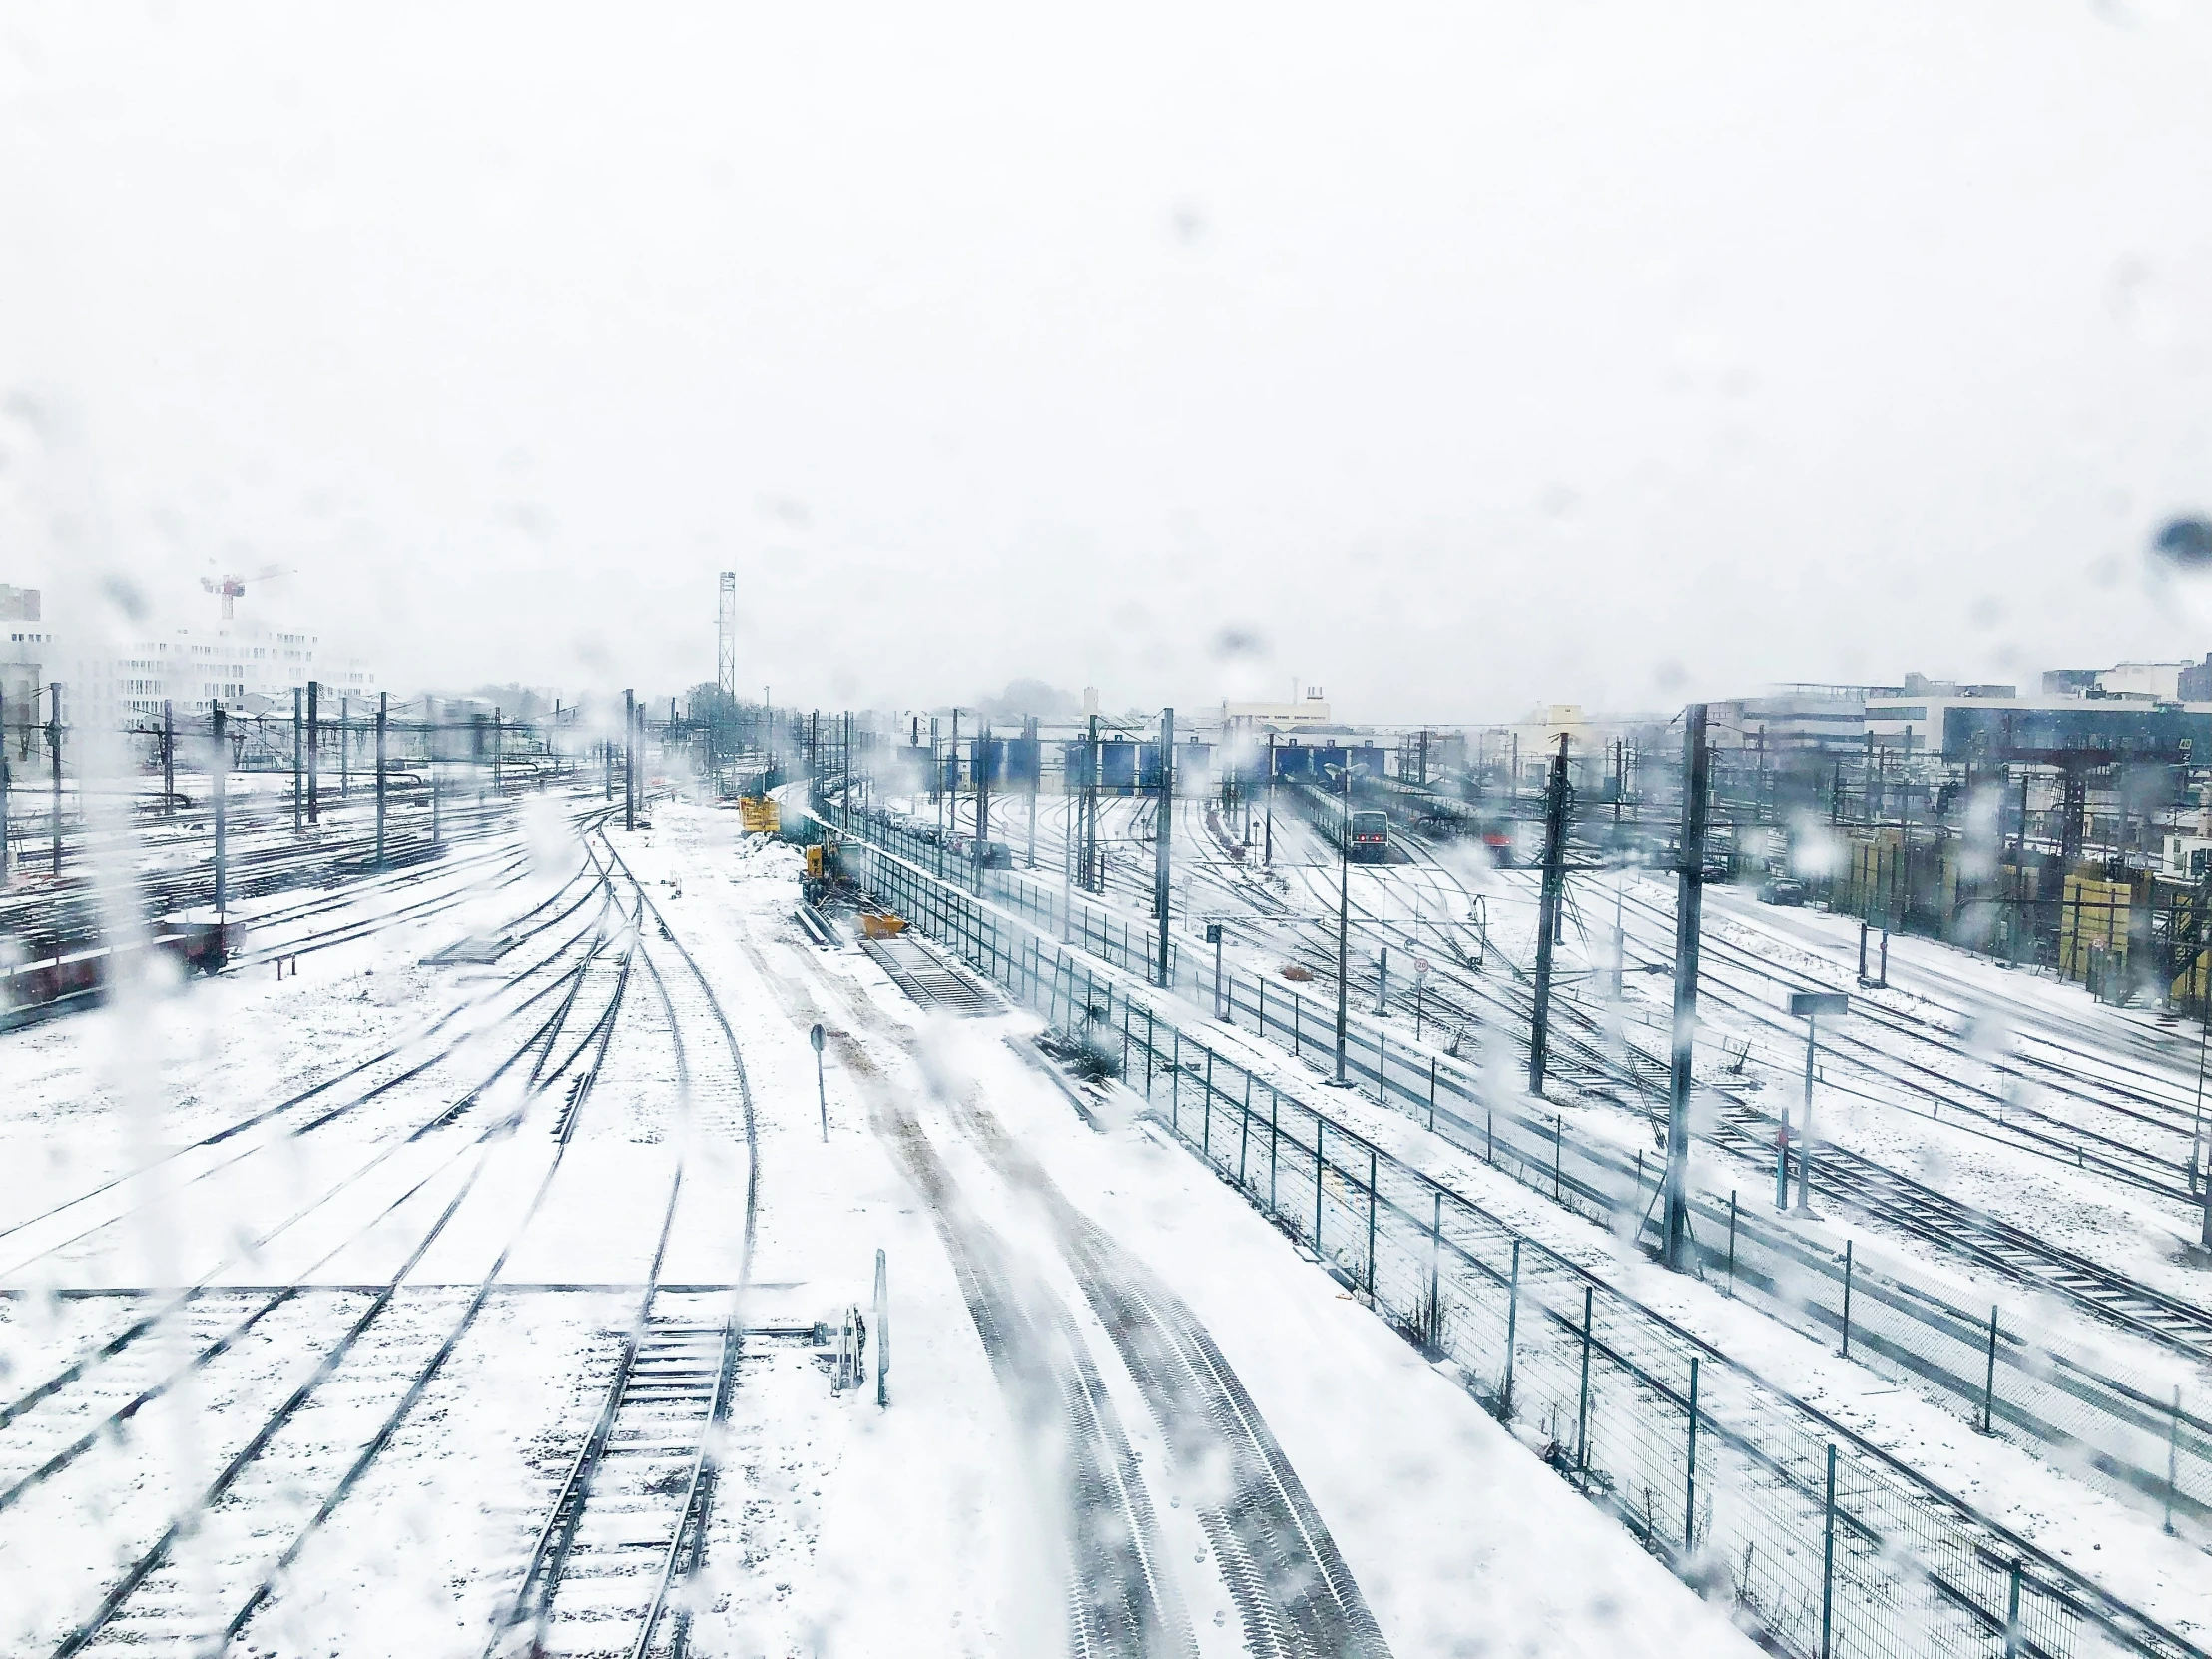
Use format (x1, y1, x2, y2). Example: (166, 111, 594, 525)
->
(827, 801, 2212, 1539)
(823, 806, 2207, 1659)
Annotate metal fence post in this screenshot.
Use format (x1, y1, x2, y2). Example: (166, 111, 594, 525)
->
(1366, 1148, 1378, 1299)
(1238, 1073, 1250, 1186)
(1502, 1238, 1521, 1418)
(1429, 1190, 1443, 1344)
(1576, 1285, 1594, 1473)
(2006, 1559, 2024, 1659)
(1982, 1306, 2000, 1433)
(1841, 1240, 1855, 1359)
(1270, 1089, 1280, 1213)
(1821, 1443, 1838, 1659)
(1428, 1056, 1438, 1132)
(1170, 1027, 1180, 1132)
(2168, 1385, 2183, 1534)
(1315, 1119, 1326, 1254)
(1726, 1191, 1738, 1297)
(1684, 1356, 1700, 1553)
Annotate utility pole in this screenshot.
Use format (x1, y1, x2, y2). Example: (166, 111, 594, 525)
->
(1061, 730, 1075, 917)
(0, 686, 9, 889)
(976, 722, 992, 890)
(492, 707, 503, 799)
(1528, 734, 1571, 1096)
(1025, 714, 1039, 868)
(306, 679, 321, 827)
(1334, 761, 1351, 1085)
(2197, 874, 2212, 1246)
(1084, 715, 1100, 892)
(291, 687, 303, 830)
(624, 688, 637, 831)
(340, 694, 350, 800)
(48, 681, 62, 875)
(1155, 708, 1175, 987)
(212, 701, 229, 914)
(1663, 704, 1711, 1271)
(375, 691, 388, 867)
(1264, 732, 1276, 866)
(162, 700, 175, 816)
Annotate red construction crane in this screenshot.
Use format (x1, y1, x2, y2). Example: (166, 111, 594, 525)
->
(200, 565, 292, 620)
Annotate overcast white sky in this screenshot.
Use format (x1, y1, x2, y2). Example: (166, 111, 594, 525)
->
(4, 1, 2211, 722)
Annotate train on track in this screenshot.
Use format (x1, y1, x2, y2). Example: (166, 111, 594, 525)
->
(1, 916, 237, 1027)
(1299, 786, 1393, 862)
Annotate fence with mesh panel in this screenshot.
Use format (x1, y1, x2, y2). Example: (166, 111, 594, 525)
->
(826, 800, 2212, 1537)
(821, 810, 2206, 1659)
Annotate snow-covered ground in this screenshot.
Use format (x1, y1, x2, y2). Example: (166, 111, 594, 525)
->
(0, 791, 1762, 1657)
(870, 788, 2212, 1622)
(997, 790, 2212, 1384)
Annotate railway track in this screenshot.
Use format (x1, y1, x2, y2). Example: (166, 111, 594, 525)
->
(0, 796, 580, 1029)
(984, 793, 2212, 1367)
(1331, 838, 2212, 1364)
(476, 825, 760, 1659)
(947, 1089, 1391, 1658)
(1600, 878, 2204, 1200)
(0, 854, 622, 1288)
(780, 897, 1390, 1658)
(0, 802, 752, 1655)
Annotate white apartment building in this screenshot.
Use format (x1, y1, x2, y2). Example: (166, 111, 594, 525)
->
(3, 585, 54, 757)
(1221, 688, 1334, 731)
(75, 617, 376, 725)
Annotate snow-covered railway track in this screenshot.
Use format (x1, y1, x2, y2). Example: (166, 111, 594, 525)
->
(29, 892, 647, 1657)
(473, 830, 759, 1659)
(788, 913, 1389, 1658)
(0, 793, 530, 948)
(873, 1074, 1198, 1657)
(486, 1304, 737, 1659)
(1179, 826, 2212, 1365)
(1607, 882, 2202, 1199)
(0, 875, 622, 1289)
(947, 1091, 1392, 1659)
